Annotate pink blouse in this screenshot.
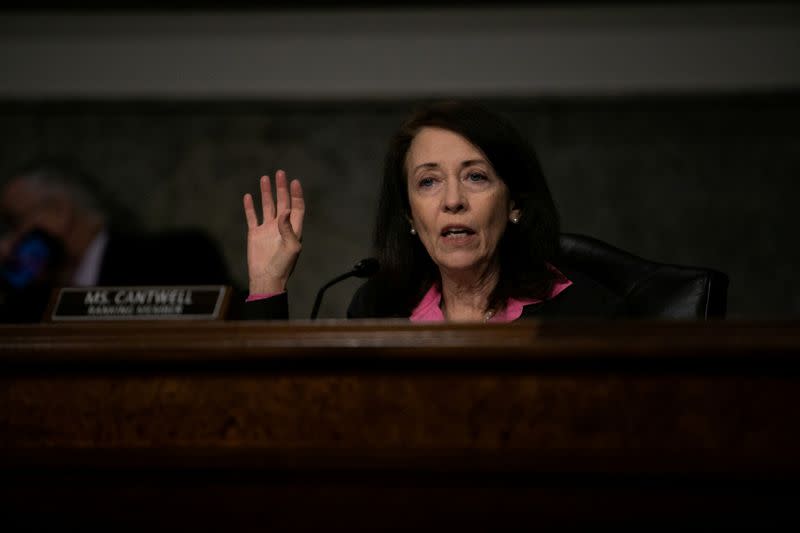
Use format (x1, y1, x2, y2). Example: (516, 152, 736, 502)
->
(246, 264, 573, 322)
(409, 265, 572, 323)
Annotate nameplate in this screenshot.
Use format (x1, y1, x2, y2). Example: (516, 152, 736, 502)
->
(48, 285, 230, 321)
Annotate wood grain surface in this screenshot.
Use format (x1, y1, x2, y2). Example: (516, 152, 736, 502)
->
(2, 319, 799, 530)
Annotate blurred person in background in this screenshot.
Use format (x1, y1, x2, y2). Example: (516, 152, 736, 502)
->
(0, 155, 238, 322)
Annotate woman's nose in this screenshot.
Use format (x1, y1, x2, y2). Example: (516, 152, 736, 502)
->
(442, 180, 466, 213)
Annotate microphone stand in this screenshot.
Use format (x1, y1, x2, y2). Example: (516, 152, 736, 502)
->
(310, 258, 379, 319)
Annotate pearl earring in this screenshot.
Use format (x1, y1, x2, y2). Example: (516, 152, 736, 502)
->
(511, 216, 520, 224)
(410, 227, 417, 235)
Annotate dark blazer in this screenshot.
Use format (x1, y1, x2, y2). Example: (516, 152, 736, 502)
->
(98, 229, 232, 286)
(100, 228, 248, 320)
(246, 265, 625, 321)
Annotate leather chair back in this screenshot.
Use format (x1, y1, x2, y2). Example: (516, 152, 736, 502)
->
(558, 233, 729, 319)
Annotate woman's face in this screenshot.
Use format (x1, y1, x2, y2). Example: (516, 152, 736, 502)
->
(405, 127, 520, 275)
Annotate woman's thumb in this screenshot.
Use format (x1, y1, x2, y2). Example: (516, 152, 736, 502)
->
(277, 210, 299, 244)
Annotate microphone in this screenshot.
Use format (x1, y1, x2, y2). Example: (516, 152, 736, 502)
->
(310, 257, 379, 319)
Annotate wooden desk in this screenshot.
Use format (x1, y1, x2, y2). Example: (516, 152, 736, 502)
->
(2, 319, 799, 530)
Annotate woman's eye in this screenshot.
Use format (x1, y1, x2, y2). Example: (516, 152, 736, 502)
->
(419, 177, 435, 188)
(467, 172, 488, 182)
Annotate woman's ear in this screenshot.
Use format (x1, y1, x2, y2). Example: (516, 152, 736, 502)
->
(509, 205, 522, 225)
(406, 217, 417, 235)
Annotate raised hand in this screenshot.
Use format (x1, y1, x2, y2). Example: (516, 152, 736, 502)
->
(242, 169, 305, 295)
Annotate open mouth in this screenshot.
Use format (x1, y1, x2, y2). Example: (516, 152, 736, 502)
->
(441, 226, 476, 238)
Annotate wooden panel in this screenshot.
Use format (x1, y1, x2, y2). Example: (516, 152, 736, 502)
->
(2, 319, 800, 529)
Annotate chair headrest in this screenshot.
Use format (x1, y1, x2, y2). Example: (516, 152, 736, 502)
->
(558, 233, 729, 319)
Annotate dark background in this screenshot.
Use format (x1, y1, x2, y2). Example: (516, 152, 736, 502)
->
(1, 3, 798, 319)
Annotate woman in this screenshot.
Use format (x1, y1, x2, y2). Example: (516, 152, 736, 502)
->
(243, 100, 621, 321)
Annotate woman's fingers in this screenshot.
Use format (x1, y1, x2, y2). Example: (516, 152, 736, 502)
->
(248, 171, 303, 230)
(244, 170, 303, 296)
(260, 175, 276, 220)
(243, 193, 258, 229)
(289, 179, 305, 238)
(275, 169, 290, 215)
